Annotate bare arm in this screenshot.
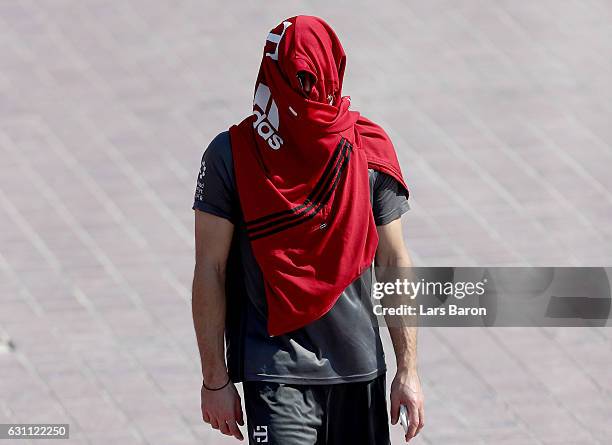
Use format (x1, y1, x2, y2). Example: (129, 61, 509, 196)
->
(192, 210, 244, 441)
(376, 219, 424, 442)
(376, 219, 415, 370)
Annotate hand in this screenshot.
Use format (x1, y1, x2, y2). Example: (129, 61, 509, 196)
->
(390, 368, 424, 442)
(201, 377, 244, 441)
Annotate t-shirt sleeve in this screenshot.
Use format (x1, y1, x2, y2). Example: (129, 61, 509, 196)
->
(192, 132, 239, 223)
(372, 172, 410, 226)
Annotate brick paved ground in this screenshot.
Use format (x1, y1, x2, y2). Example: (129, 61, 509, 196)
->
(1, 1, 611, 444)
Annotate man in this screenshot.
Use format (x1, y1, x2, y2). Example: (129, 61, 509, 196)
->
(192, 16, 424, 444)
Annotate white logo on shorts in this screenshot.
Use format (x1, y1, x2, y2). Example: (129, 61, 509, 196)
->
(253, 425, 268, 443)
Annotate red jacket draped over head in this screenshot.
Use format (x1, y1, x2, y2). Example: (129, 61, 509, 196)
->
(229, 15, 408, 336)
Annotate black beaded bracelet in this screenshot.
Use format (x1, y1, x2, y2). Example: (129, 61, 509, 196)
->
(202, 376, 231, 391)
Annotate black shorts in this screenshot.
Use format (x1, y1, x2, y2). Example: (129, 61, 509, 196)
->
(243, 374, 390, 445)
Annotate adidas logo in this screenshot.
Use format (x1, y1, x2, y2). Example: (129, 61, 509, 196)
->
(253, 83, 283, 150)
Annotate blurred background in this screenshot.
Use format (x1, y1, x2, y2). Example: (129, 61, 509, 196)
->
(1, 1, 611, 443)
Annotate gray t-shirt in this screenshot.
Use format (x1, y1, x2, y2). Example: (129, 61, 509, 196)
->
(193, 131, 409, 384)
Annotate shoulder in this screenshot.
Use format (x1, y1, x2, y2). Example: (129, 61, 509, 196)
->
(201, 131, 235, 183)
(193, 131, 239, 219)
(372, 170, 404, 192)
(203, 131, 233, 166)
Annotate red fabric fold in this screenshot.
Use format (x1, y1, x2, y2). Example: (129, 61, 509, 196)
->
(229, 16, 408, 336)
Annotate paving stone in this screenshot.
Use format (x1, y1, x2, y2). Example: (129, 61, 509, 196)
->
(1, 1, 611, 443)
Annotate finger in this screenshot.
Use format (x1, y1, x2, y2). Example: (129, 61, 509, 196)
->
(219, 421, 231, 436)
(406, 406, 419, 441)
(203, 411, 210, 423)
(235, 399, 245, 426)
(210, 417, 220, 430)
(416, 405, 425, 434)
(390, 397, 399, 425)
(226, 419, 244, 440)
